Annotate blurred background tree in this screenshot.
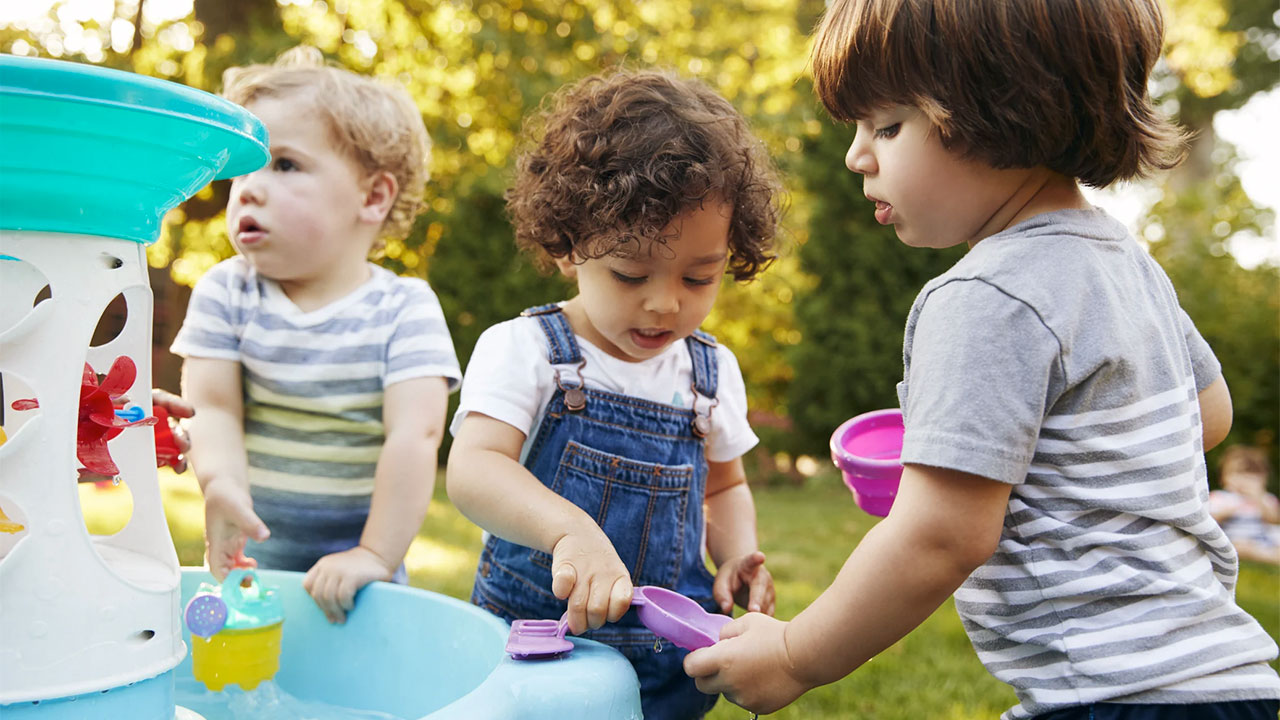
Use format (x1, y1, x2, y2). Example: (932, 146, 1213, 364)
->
(2, 0, 1274, 484)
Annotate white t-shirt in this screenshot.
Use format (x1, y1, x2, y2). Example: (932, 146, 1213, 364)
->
(450, 313, 758, 465)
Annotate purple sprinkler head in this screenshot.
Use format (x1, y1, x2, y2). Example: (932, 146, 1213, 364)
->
(184, 593, 228, 639)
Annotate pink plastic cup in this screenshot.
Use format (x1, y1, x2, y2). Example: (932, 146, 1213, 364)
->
(830, 408, 904, 517)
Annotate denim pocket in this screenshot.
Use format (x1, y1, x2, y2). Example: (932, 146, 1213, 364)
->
(529, 439, 695, 589)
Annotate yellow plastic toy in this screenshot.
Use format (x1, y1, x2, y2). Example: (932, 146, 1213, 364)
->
(183, 569, 284, 692)
(0, 505, 22, 534)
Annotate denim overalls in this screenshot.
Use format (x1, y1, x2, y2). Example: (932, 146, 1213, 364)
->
(471, 304, 723, 719)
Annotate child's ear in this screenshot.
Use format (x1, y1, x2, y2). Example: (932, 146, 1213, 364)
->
(553, 255, 578, 279)
(358, 171, 398, 225)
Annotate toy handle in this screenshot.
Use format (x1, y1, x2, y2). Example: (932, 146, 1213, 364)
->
(221, 568, 261, 612)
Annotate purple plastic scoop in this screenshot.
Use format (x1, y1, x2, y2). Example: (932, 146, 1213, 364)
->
(632, 586, 731, 651)
(506, 585, 731, 660)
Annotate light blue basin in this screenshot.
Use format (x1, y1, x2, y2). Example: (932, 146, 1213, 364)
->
(178, 569, 643, 719)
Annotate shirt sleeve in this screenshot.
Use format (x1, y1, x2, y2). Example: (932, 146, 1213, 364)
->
(384, 280, 462, 391)
(449, 319, 553, 438)
(1179, 308, 1222, 392)
(899, 279, 1062, 485)
(168, 260, 244, 361)
(706, 344, 759, 463)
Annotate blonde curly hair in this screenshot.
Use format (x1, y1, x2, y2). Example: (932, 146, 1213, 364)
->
(221, 46, 430, 241)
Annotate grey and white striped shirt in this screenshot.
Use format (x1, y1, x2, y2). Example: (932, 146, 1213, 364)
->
(173, 256, 461, 496)
(898, 208, 1280, 719)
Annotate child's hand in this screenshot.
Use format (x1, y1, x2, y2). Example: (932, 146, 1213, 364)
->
(550, 529, 633, 635)
(303, 545, 395, 624)
(683, 613, 811, 714)
(713, 550, 775, 616)
(152, 388, 194, 472)
(202, 479, 269, 581)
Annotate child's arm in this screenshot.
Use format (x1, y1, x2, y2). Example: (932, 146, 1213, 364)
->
(705, 458, 774, 615)
(685, 464, 1011, 713)
(302, 376, 449, 624)
(446, 413, 633, 634)
(181, 357, 269, 580)
(1197, 375, 1232, 452)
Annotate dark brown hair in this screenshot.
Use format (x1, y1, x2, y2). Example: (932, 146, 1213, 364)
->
(506, 69, 782, 281)
(810, 0, 1186, 187)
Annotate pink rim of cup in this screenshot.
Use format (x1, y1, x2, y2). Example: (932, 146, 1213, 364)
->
(829, 408, 905, 517)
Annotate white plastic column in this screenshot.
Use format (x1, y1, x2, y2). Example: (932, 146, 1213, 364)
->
(0, 230, 184, 704)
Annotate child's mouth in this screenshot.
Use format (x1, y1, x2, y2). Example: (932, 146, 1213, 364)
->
(873, 200, 893, 225)
(236, 218, 266, 245)
(630, 328, 672, 350)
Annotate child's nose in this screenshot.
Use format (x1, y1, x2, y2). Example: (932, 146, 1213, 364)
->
(643, 283, 680, 315)
(232, 171, 267, 205)
(846, 136, 875, 175)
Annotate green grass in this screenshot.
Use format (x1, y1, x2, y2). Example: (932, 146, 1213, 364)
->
(82, 469, 1280, 719)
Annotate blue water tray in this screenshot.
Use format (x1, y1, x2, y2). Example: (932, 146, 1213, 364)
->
(177, 569, 643, 719)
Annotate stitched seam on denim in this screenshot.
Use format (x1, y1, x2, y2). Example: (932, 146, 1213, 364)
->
(634, 477, 657, 581)
(533, 305, 583, 365)
(483, 547, 559, 601)
(567, 413, 702, 443)
(525, 391, 567, 463)
(528, 548, 553, 570)
(520, 303, 559, 317)
(561, 465, 693, 491)
(686, 334, 719, 398)
(529, 449, 585, 570)
(668, 480, 690, 589)
(559, 442, 690, 588)
(566, 442, 696, 480)
(598, 460, 615, 526)
(580, 386, 703, 418)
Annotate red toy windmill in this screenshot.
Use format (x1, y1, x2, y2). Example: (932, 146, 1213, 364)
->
(10, 356, 157, 477)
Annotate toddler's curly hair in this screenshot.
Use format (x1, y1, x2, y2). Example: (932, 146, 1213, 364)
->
(221, 46, 430, 241)
(507, 69, 783, 281)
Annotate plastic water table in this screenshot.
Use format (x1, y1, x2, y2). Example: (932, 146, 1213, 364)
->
(0, 55, 641, 719)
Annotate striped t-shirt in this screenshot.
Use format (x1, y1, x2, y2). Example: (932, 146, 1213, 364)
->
(171, 257, 460, 567)
(898, 208, 1280, 719)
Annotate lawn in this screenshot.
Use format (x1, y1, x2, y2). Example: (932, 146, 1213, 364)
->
(82, 470, 1280, 720)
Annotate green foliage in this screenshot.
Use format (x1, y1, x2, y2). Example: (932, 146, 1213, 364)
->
(2, 0, 1275, 465)
(1145, 158, 1280, 489)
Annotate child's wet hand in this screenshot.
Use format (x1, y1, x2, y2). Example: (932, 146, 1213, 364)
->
(202, 479, 268, 581)
(303, 546, 393, 624)
(550, 532, 633, 635)
(683, 613, 808, 714)
(714, 551, 776, 616)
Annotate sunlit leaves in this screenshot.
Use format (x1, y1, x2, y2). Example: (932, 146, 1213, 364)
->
(1163, 0, 1244, 98)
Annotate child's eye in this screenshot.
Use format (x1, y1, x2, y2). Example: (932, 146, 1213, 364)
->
(684, 276, 717, 287)
(611, 271, 646, 285)
(272, 157, 298, 172)
(873, 123, 901, 140)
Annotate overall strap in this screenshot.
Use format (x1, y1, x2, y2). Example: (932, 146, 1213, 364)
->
(685, 330, 719, 399)
(520, 304, 583, 365)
